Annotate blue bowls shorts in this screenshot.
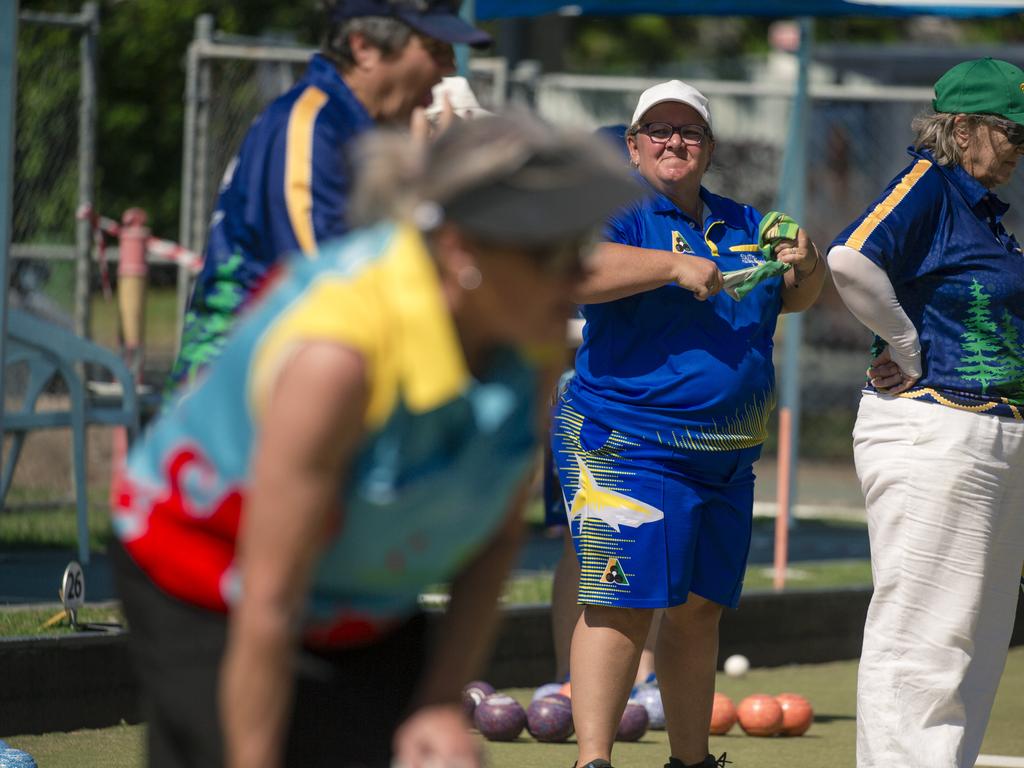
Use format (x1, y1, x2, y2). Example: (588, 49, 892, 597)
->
(551, 401, 759, 609)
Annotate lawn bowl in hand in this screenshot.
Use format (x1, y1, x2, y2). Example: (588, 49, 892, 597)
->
(776, 692, 814, 736)
(737, 694, 784, 737)
(616, 700, 649, 741)
(474, 694, 527, 741)
(633, 685, 665, 729)
(527, 695, 574, 742)
(462, 680, 495, 719)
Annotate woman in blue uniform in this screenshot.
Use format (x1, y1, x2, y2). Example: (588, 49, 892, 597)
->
(552, 80, 825, 768)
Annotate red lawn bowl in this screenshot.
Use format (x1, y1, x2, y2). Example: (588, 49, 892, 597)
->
(737, 694, 783, 737)
(776, 692, 814, 736)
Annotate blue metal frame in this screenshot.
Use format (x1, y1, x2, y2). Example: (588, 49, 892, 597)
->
(1, 0, 19, 479)
(477, 0, 1024, 19)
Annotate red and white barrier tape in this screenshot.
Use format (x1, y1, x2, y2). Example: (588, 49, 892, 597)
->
(76, 204, 203, 274)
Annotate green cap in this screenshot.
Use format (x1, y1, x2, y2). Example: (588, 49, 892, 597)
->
(933, 58, 1024, 127)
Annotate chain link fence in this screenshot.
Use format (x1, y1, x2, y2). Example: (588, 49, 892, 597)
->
(176, 17, 510, 332)
(11, 4, 98, 340)
(179, 28, 1024, 466)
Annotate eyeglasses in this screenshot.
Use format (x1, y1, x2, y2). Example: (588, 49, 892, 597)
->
(638, 122, 711, 146)
(991, 117, 1024, 148)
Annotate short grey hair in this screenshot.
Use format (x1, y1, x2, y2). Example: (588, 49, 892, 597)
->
(912, 111, 1010, 167)
(322, 16, 413, 70)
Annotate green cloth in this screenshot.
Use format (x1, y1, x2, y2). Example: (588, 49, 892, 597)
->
(721, 210, 798, 301)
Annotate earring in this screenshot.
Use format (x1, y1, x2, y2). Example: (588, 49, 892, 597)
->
(457, 265, 482, 291)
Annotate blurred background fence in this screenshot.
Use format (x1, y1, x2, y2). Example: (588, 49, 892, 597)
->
(176, 19, 1024, 463)
(11, 3, 97, 341)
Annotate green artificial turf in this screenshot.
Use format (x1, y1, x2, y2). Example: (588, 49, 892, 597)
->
(5, 648, 1024, 768)
(0, 603, 124, 638)
(4, 722, 144, 767)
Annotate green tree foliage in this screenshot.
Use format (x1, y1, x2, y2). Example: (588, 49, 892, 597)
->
(19, 0, 322, 242)
(14, 21, 80, 244)
(567, 16, 772, 76)
(15, 3, 1024, 248)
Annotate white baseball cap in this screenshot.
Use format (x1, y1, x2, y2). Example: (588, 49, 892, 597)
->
(425, 76, 493, 122)
(631, 80, 712, 131)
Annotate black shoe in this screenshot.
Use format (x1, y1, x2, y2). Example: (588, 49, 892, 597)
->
(665, 754, 732, 768)
(574, 761, 615, 768)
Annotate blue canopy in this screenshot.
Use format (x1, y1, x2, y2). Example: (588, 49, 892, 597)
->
(476, 0, 1024, 19)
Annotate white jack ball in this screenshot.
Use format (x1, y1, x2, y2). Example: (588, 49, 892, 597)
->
(724, 654, 750, 678)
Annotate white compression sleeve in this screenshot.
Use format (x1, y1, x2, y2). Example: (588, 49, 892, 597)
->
(827, 245, 922, 379)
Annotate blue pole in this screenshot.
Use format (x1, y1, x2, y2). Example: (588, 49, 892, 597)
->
(0, 0, 20, 468)
(456, 0, 474, 77)
(772, 16, 812, 591)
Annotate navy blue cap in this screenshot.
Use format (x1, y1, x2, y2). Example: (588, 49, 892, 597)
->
(330, 0, 492, 49)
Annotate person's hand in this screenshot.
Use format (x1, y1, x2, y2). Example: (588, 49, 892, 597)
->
(392, 704, 482, 768)
(431, 92, 457, 135)
(410, 106, 431, 148)
(671, 253, 723, 300)
(410, 94, 457, 147)
(867, 346, 919, 395)
(774, 227, 820, 282)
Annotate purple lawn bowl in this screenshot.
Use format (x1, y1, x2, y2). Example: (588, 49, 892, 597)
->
(531, 682, 565, 702)
(616, 700, 650, 742)
(527, 695, 575, 742)
(462, 680, 495, 720)
(474, 694, 527, 742)
(544, 692, 572, 709)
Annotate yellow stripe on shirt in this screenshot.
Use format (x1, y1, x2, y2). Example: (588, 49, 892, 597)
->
(285, 86, 329, 256)
(845, 159, 931, 251)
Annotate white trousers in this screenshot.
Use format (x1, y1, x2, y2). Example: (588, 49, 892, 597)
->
(854, 393, 1024, 768)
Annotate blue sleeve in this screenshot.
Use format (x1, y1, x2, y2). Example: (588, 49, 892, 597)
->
(262, 127, 304, 262)
(603, 200, 644, 246)
(831, 160, 941, 285)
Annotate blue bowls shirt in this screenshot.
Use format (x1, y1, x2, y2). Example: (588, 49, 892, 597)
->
(832, 148, 1024, 418)
(567, 183, 785, 450)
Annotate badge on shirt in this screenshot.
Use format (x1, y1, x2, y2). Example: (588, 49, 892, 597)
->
(601, 557, 630, 585)
(672, 231, 695, 255)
